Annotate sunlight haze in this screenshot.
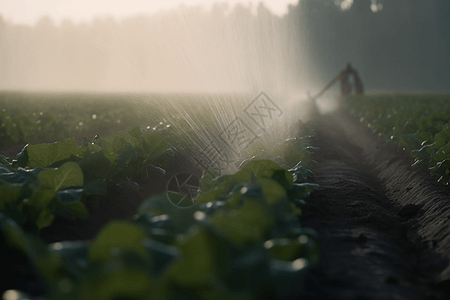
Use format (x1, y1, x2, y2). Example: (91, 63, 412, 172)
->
(0, 0, 298, 24)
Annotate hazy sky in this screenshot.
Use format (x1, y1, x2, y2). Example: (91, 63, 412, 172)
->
(0, 0, 299, 25)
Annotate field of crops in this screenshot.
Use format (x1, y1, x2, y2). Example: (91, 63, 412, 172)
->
(0, 92, 319, 300)
(346, 93, 450, 184)
(2, 91, 450, 300)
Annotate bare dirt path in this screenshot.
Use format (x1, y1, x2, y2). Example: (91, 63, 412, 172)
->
(298, 109, 450, 300)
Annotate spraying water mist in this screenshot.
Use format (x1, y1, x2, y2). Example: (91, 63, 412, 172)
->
(1, 2, 319, 173)
(2, 1, 364, 174)
(0, 3, 309, 95)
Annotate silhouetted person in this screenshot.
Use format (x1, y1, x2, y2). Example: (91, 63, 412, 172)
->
(339, 63, 364, 95)
(352, 68, 364, 95)
(340, 64, 353, 95)
(312, 63, 364, 100)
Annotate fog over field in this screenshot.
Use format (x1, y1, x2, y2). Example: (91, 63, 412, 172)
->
(0, 0, 449, 94)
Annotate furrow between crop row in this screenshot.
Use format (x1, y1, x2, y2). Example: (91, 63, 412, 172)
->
(299, 111, 450, 300)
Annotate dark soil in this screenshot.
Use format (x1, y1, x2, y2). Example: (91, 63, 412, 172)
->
(298, 109, 450, 300)
(0, 141, 27, 159)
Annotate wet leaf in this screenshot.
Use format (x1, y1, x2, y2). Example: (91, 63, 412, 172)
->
(38, 162, 84, 191)
(27, 138, 78, 167)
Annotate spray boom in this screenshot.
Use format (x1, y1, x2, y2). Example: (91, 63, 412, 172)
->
(312, 64, 364, 101)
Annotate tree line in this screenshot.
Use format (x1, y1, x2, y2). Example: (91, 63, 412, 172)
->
(0, 0, 448, 92)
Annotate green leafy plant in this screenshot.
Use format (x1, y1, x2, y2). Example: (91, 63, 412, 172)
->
(0, 125, 172, 230)
(0, 161, 87, 231)
(346, 93, 450, 184)
(0, 92, 320, 299)
(1, 157, 318, 300)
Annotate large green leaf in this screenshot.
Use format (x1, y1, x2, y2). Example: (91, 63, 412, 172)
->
(35, 208, 55, 230)
(210, 198, 274, 246)
(0, 212, 29, 254)
(79, 262, 154, 300)
(434, 125, 450, 142)
(0, 180, 24, 210)
(38, 161, 84, 191)
(25, 188, 55, 212)
(27, 138, 79, 167)
(128, 126, 144, 141)
(239, 160, 293, 188)
(78, 151, 111, 183)
(116, 143, 137, 167)
(196, 161, 294, 205)
(112, 136, 128, 153)
(117, 128, 142, 149)
(141, 131, 167, 163)
(165, 227, 219, 286)
(258, 178, 287, 205)
(89, 221, 150, 263)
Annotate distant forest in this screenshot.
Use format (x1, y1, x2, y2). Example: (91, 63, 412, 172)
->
(294, 0, 450, 92)
(0, 0, 448, 92)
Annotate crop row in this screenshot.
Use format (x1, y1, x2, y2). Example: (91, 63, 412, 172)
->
(346, 93, 450, 184)
(1, 112, 319, 299)
(0, 125, 176, 232)
(0, 92, 160, 146)
(1, 159, 319, 300)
